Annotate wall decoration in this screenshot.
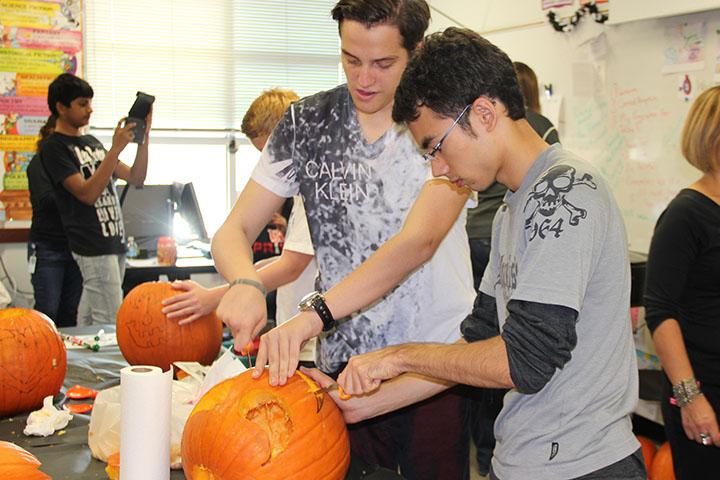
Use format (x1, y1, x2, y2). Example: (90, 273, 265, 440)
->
(0, 0, 83, 220)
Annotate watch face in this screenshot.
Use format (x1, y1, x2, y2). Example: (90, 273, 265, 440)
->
(298, 291, 320, 311)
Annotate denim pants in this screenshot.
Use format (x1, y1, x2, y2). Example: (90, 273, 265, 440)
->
(28, 241, 83, 327)
(71, 252, 125, 326)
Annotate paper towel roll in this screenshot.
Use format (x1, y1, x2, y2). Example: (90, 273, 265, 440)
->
(120, 365, 172, 480)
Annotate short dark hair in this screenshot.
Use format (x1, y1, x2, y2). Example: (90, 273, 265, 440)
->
(47, 73, 93, 116)
(393, 27, 525, 129)
(331, 0, 430, 53)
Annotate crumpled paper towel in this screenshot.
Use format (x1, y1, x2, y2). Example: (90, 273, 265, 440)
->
(23, 396, 73, 436)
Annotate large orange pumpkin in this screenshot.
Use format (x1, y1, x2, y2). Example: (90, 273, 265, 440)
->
(637, 435, 657, 474)
(0, 308, 66, 417)
(181, 370, 350, 480)
(650, 442, 675, 480)
(0, 440, 51, 479)
(116, 282, 223, 371)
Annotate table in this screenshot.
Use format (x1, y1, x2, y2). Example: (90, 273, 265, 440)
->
(0, 325, 401, 479)
(123, 256, 217, 295)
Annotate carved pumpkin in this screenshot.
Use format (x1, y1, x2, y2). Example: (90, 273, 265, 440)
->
(650, 442, 675, 480)
(116, 282, 223, 371)
(181, 370, 350, 480)
(636, 435, 657, 474)
(105, 451, 120, 480)
(0, 440, 51, 479)
(0, 308, 66, 417)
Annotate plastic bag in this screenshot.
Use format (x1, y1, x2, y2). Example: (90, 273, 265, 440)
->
(88, 377, 198, 469)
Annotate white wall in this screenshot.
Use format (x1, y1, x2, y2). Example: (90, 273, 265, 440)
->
(0, 240, 33, 308)
(6, 1, 720, 306)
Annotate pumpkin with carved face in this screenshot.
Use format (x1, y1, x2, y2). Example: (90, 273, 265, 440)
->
(116, 282, 223, 371)
(0, 308, 66, 417)
(0, 441, 51, 479)
(181, 370, 350, 479)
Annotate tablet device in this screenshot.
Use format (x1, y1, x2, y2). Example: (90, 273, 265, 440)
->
(127, 91, 155, 144)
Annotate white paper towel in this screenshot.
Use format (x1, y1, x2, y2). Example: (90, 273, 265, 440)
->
(120, 365, 172, 480)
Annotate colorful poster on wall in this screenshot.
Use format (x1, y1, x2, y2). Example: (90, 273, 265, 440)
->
(0, 0, 82, 219)
(542, 0, 573, 10)
(663, 20, 705, 75)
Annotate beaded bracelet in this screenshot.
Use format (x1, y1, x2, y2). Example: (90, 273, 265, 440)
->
(672, 377, 702, 407)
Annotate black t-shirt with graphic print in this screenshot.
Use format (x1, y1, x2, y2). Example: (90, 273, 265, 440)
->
(39, 133, 126, 256)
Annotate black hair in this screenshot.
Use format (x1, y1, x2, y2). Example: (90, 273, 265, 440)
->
(47, 73, 93, 116)
(331, 0, 430, 53)
(36, 115, 57, 150)
(393, 27, 525, 129)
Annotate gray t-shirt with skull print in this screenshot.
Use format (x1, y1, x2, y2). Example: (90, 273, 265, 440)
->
(480, 144, 639, 479)
(251, 85, 475, 373)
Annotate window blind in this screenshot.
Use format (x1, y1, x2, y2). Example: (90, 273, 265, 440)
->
(84, 0, 340, 130)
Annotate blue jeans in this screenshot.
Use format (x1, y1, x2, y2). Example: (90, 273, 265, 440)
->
(72, 253, 125, 326)
(28, 241, 83, 328)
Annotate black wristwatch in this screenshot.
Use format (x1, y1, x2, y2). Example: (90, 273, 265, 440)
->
(298, 291, 336, 332)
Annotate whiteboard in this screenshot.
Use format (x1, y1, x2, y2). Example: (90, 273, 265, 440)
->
(486, 9, 720, 252)
(609, 0, 720, 25)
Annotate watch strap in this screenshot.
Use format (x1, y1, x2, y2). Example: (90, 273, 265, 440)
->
(311, 294, 336, 332)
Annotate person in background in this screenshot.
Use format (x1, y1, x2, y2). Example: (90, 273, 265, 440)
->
(464, 59, 561, 476)
(644, 85, 720, 478)
(27, 115, 82, 327)
(513, 61, 558, 145)
(304, 27, 643, 480)
(163, 89, 317, 362)
(214, 1, 475, 478)
(40, 73, 150, 325)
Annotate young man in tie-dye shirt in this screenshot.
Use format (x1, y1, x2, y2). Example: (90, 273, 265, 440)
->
(212, 1, 476, 478)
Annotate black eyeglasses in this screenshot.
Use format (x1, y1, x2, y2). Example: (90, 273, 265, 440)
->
(422, 104, 472, 163)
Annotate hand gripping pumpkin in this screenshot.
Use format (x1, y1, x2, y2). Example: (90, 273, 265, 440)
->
(0, 440, 51, 479)
(181, 370, 350, 480)
(116, 282, 223, 371)
(0, 308, 66, 417)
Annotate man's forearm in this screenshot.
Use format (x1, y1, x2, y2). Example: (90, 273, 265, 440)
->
(257, 250, 313, 293)
(69, 146, 121, 205)
(323, 179, 469, 322)
(345, 373, 453, 423)
(397, 338, 514, 389)
(323, 233, 432, 320)
(126, 141, 149, 186)
(211, 222, 262, 284)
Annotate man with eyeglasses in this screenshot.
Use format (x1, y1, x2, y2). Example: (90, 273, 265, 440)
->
(304, 28, 644, 480)
(211, 1, 475, 477)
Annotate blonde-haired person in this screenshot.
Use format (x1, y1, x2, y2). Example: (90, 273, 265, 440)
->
(645, 85, 720, 478)
(163, 89, 317, 360)
(242, 88, 300, 150)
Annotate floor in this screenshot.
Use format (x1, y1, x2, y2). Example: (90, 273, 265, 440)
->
(469, 442, 489, 480)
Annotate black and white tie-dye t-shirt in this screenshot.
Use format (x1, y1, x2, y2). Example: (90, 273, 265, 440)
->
(252, 84, 475, 372)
